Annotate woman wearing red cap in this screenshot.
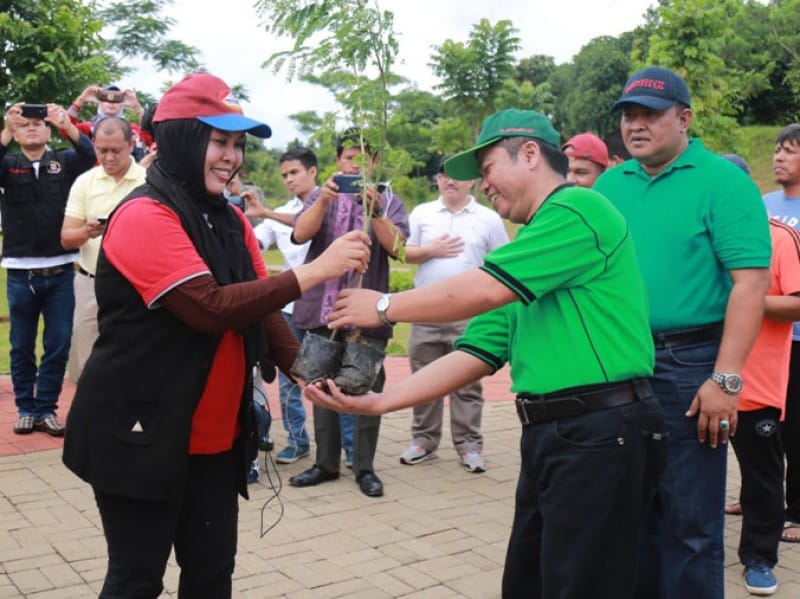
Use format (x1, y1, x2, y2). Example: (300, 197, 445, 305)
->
(63, 72, 370, 598)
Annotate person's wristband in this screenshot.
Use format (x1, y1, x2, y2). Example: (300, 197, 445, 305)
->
(68, 103, 81, 118)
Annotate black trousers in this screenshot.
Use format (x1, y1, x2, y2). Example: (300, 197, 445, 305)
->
(731, 407, 784, 567)
(94, 450, 239, 599)
(502, 393, 667, 599)
(784, 340, 800, 521)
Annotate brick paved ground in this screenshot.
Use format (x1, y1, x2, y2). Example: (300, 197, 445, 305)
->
(1, 360, 800, 597)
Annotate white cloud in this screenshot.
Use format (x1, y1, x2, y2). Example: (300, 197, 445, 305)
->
(124, 0, 654, 148)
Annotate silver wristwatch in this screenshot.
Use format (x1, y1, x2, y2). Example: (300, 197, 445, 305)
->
(710, 371, 744, 395)
(376, 293, 395, 327)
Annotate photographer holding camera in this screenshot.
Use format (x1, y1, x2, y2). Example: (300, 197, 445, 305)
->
(1, 101, 96, 436)
(66, 85, 150, 158)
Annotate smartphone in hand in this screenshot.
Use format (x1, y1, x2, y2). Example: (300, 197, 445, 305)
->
(333, 174, 363, 194)
(21, 104, 48, 120)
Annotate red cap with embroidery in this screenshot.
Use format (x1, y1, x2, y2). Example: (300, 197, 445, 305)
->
(153, 72, 271, 138)
(561, 132, 609, 169)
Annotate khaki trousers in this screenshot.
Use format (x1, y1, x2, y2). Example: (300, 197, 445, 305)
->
(407, 321, 484, 455)
(67, 270, 98, 383)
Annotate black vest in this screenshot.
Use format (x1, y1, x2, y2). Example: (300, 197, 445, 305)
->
(0, 148, 84, 258)
(62, 193, 257, 502)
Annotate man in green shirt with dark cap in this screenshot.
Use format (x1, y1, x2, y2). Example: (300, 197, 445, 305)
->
(305, 109, 668, 599)
(594, 66, 772, 599)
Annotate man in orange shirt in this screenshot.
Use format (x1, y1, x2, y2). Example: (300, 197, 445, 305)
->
(729, 155, 800, 595)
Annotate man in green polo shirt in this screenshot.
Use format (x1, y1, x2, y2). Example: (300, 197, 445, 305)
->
(594, 66, 772, 599)
(305, 109, 668, 599)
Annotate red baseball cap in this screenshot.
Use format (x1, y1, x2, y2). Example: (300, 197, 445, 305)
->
(561, 133, 609, 169)
(153, 72, 272, 138)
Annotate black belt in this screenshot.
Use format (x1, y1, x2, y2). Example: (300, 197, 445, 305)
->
(515, 379, 649, 426)
(652, 322, 723, 349)
(77, 266, 95, 278)
(23, 265, 67, 277)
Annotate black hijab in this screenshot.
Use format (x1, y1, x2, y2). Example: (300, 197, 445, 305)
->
(143, 119, 266, 366)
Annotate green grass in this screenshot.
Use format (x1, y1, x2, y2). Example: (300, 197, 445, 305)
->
(735, 125, 782, 194)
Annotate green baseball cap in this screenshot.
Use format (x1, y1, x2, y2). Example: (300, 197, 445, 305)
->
(444, 109, 561, 180)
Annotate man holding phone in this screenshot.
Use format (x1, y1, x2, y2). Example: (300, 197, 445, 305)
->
(66, 85, 148, 156)
(61, 117, 146, 381)
(289, 128, 409, 497)
(0, 101, 96, 436)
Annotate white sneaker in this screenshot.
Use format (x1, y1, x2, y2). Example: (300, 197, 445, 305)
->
(461, 451, 485, 473)
(399, 444, 436, 465)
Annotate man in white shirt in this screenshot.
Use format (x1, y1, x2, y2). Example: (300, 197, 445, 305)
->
(247, 147, 315, 463)
(399, 155, 508, 472)
(61, 117, 146, 381)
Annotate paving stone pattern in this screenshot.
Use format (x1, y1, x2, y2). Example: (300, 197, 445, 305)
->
(1, 362, 799, 597)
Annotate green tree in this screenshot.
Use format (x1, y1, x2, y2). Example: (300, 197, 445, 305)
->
(0, 0, 199, 111)
(240, 141, 285, 203)
(97, 0, 201, 75)
(767, 0, 800, 118)
(429, 117, 474, 157)
(515, 54, 556, 86)
(387, 89, 447, 178)
(548, 34, 634, 138)
(494, 79, 555, 115)
(0, 0, 110, 106)
(256, 0, 408, 184)
(634, 0, 743, 150)
(429, 18, 521, 133)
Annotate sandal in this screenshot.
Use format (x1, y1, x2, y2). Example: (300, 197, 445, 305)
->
(781, 521, 800, 543)
(725, 502, 743, 516)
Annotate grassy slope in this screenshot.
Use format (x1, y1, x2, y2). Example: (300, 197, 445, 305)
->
(0, 125, 783, 372)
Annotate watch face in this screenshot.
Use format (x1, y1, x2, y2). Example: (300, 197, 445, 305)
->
(377, 296, 389, 311)
(725, 375, 743, 394)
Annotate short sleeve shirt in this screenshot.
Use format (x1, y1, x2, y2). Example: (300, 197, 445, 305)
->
(64, 161, 147, 274)
(740, 220, 800, 416)
(762, 190, 800, 339)
(455, 185, 654, 394)
(253, 196, 310, 314)
(103, 198, 267, 454)
(593, 138, 771, 332)
(408, 196, 509, 287)
(292, 189, 409, 338)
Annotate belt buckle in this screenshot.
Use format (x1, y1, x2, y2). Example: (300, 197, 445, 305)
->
(515, 398, 531, 425)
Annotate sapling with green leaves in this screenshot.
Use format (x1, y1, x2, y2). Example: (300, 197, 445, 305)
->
(256, 0, 407, 387)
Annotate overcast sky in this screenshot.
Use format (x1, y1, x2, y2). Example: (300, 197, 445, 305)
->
(125, 0, 656, 148)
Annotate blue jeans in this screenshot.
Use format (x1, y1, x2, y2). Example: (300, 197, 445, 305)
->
(636, 340, 726, 599)
(7, 268, 75, 419)
(279, 313, 309, 448)
(340, 413, 354, 453)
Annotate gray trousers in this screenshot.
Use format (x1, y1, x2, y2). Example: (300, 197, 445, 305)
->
(407, 321, 484, 455)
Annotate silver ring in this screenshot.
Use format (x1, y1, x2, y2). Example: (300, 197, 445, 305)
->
(720, 420, 730, 431)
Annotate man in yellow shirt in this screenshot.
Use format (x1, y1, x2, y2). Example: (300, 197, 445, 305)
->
(61, 117, 147, 380)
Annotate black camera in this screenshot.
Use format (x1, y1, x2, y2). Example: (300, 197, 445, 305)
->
(96, 90, 123, 103)
(21, 104, 48, 120)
